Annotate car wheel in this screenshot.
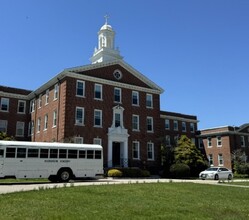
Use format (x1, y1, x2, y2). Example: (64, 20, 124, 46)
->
(228, 174, 232, 180)
(58, 169, 72, 182)
(214, 174, 219, 180)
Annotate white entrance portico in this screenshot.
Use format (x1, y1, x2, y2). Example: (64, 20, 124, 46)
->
(107, 105, 129, 167)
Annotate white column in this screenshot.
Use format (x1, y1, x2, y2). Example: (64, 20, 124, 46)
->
(123, 140, 128, 167)
(108, 139, 113, 167)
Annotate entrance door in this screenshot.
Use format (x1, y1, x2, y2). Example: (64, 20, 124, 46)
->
(112, 142, 120, 167)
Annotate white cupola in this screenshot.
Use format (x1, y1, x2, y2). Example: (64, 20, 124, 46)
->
(90, 16, 123, 64)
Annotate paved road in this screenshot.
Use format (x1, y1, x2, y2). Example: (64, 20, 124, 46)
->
(0, 178, 248, 194)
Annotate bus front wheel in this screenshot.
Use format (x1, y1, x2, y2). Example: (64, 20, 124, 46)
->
(58, 169, 72, 182)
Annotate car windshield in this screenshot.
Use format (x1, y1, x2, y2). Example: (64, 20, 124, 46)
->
(206, 168, 219, 171)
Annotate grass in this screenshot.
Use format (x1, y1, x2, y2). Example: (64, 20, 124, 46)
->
(0, 182, 249, 220)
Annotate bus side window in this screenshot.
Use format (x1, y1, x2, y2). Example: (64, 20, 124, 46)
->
(17, 148, 26, 158)
(0, 149, 4, 158)
(59, 149, 67, 158)
(68, 150, 78, 159)
(79, 150, 86, 158)
(28, 149, 39, 158)
(87, 150, 94, 159)
(6, 147, 16, 158)
(50, 149, 58, 158)
(40, 149, 49, 158)
(95, 150, 102, 159)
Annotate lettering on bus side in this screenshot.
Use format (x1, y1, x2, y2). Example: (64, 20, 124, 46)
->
(44, 160, 58, 163)
(60, 160, 70, 163)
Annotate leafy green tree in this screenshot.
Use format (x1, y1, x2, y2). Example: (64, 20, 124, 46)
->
(174, 135, 208, 176)
(0, 132, 13, 140)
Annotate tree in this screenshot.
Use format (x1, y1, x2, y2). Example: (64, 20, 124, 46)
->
(0, 132, 13, 140)
(174, 135, 208, 176)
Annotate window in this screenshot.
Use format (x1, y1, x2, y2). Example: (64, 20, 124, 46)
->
(241, 136, 245, 147)
(166, 135, 171, 146)
(208, 154, 213, 166)
(146, 94, 153, 108)
(30, 99, 35, 113)
(0, 98, 9, 112)
(93, 138, 102, 145)
(59, 149, 67, 158)
(147, 142, 154, 160)
(68, 150, 78, 159)
(50, 149, 58, 158)
(16, 121, 25, 137)
(198, 139, 204, 149)
(79, 150, 86, 158)
(75, 107, 84, 125)
(0, 149, 4, 158)
(38, 94, 42, 108)
(147, 117, 153, 132)
(0, 120, 8, 133)
(132, 141, 140, 160)
(132, 91, 139, 106)
(17, 100, 26, 113)
(114, 88, 121, 103)
(76, 80, 85, 97)
(190, 123, 195, 133)
(218, 154, 223, 166)
(87, 150, 94, 159)
(54, 84, 59, 100)
(207, 137, 212, 147)
(94, 84, 102, 100)
(165, 119, 170, 130)
(6, 148, 16, 158)
(17, 148, 26, 158)
(182, 122, 186, 132)
(45, 90, 49, 105)
(95, 150, 102, 159)
(132, 115, 139, 131)
(173, 120, 178, 131)
(28, 149, 39, 158)
(53, 110, 57, 127)
(37, 118, 41, 133)
(115, 113, 121, 127)
(44, 114, 48, 130)
(174, 135, 179, 145)
(40, 149, 49, 158)
(217, 136, 222, 147)
(74, 137, 83, 144)
(30, 120, 34, 136)
(94, 109, 102, 127)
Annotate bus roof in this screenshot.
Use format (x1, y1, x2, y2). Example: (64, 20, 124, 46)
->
(0, 140, 102, 150)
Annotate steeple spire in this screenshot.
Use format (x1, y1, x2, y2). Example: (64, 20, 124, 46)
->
(90, 17, 123, 64)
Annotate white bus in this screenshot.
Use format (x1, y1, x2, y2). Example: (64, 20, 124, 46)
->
(0, 140, 103, 182)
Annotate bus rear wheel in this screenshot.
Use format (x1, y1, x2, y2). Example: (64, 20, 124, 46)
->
(58, 169, 72, 182)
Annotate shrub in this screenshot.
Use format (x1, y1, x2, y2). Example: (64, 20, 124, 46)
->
(236, 163, 249, 175)
(107, 169, 123, 177)
(170, 163, 190, 179)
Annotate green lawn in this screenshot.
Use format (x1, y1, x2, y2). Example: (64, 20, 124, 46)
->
(0, 182, 249, 220)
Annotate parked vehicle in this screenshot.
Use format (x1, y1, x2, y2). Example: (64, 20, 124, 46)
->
(199, 167, 233, 180)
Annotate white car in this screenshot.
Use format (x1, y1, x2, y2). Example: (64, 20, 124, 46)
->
(199, 167, 233, 180)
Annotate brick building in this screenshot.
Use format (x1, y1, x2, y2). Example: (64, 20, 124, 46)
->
(0, 20, 199, 171)
(198, 124, 249, 169)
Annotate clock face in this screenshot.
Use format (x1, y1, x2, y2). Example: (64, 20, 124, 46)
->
(113, 69, 122, 80)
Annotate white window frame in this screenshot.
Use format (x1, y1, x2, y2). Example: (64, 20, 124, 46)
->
(217, 136, 222, 147)
(76, 80, 85, 97)
(182, 121, 186, 132)
(0, 120, 8, 133)
(17, 100, 26, 114)
(190, 123, 195, 133)
(166, 135, 171, 146)
(147, 117, 154, 132)
(94, 109, 102, 127)
(209, 154, 213, 166)
(45, 89, 49, 105)
(0, 98, 9, 112)
(53, 110, 57, 127)
(44, 114, 48, 130)
(38, 94, 42, 108)
(207, 137, 212, 148)
(94, 84, 103, 100)
(54, 84, 59, 100)
(173, 120, 178, 131)
(132, 141, 140, 160)
(132, 91, 139, 106)
(132, 115, 139, 131)
(241, 136, 245, 147)
(218, 154, 223, 166)
(16, 121, 25, 137)
(147, 142, 154, 160)
(165, 119, 170, 130)
(30, 99, 35, 113)
(30, 120, 34, 136)
(74, 137, 83, 144)
(37, 118, 41, 133)
(75, 107, 84, 126)
(114, 87, 121, 103)
(146, 94, 153, 108)
(93, 138, 102, 145)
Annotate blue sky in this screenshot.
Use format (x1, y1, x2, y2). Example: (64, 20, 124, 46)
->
(1, 0, 248, 129)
